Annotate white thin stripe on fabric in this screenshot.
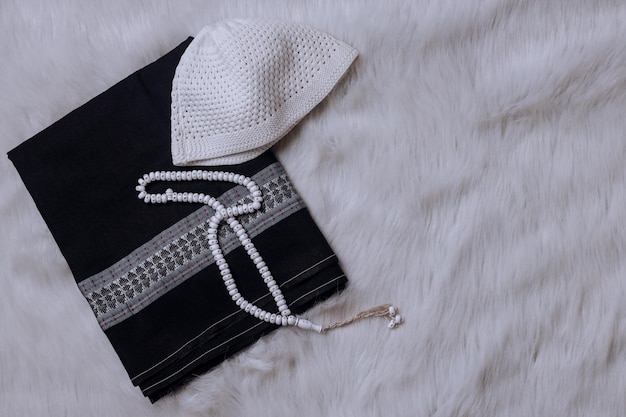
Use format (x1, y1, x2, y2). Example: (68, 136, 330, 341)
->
(141, 274, 346, 393)
(131, 253, 337, 382)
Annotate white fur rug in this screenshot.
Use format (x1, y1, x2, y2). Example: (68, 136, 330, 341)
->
(2, 1, 626, 416)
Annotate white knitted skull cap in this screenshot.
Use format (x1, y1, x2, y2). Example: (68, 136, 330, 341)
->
(171, 19, 358, 166)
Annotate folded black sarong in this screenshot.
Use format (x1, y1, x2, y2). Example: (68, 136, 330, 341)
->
(8, 39, 347, 401)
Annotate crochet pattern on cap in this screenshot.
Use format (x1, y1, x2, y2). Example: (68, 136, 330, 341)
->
(171, 19, 358, 166)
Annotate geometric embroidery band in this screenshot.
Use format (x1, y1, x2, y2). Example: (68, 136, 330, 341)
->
(79, 163, 305, 330)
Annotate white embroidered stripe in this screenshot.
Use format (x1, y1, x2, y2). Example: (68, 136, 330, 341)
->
(131, 253, 338, 382)
(94, 179, 302, 330)
(141, 274, 346, 394)
(81, 165, 304, 330)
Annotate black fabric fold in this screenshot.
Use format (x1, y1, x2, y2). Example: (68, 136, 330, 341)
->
(8, 38, 347, 401)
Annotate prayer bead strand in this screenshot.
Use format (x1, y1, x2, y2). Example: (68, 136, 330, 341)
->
(137, 170, 323, 333)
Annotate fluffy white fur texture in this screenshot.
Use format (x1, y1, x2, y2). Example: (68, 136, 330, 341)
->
(2, 1, 626, 416)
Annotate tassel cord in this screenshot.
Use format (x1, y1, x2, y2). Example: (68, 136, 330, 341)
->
(320, 303, 403, 333)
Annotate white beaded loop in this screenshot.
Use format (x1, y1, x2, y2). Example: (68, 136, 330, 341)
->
(136, 170, 322, 332)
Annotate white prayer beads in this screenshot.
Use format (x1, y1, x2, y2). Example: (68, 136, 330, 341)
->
(136, 170, 322, 333)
